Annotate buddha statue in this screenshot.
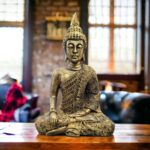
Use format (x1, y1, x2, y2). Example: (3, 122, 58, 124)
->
(35, 13, 115, 136)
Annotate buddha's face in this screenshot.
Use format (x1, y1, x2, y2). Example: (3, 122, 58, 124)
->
(66, 40, 84, 64)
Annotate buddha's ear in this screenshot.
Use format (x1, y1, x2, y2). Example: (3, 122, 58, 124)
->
(65, 54, 68, 61)
(82, 53, 85, 62)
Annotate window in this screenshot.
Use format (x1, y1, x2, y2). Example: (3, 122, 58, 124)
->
(0, 0, 24, 81)
(88, 0, 139, 74)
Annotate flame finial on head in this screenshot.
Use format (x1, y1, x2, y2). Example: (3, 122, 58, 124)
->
(70, 13, 79, 27)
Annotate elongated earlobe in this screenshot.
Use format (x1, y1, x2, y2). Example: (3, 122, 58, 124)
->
(65, 54, 68, 62)
(82, 53, 85, 62)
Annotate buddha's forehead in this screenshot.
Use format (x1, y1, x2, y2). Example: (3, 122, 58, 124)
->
(67, 39, 84, 45)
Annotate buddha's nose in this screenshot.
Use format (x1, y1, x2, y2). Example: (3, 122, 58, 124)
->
(73, 47, 77, 53)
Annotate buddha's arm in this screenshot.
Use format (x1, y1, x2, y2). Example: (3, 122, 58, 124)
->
(84, 71, 100, 111)
(50, 69, 60, 112)
(49, 69, 60, 124)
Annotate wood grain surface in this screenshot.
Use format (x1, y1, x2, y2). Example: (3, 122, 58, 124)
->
(0, 123, 150, 150)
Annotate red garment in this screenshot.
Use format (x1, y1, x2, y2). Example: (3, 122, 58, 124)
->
(0, 82, 27, 122)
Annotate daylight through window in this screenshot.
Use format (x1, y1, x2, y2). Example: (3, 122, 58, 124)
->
(88, 0, 139, 74)
(0, 0, 24, 81)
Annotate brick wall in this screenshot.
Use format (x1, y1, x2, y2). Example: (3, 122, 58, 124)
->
(32, 0, 80, 114)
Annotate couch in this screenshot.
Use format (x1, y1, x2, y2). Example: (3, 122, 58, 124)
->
(100, 91, 150, 124)
(14, 93, 40, 122)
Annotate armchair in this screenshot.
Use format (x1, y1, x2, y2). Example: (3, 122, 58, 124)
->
(100, 91, 150, 123)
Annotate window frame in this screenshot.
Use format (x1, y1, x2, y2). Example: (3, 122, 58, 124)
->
(0, 0, 34, 92)
(88, 0, 138, 74)
(82, 0, 145, 91)
(22, 0, 34, 92)
(0, 0, 24, 83)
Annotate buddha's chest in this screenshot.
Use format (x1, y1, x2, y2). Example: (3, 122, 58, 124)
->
(60, 70, 78, 83)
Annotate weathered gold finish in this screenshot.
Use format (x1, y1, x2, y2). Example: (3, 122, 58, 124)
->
(35, 13, 115, 136)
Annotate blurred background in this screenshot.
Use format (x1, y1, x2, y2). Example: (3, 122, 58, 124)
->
(0, 0, 150, 123)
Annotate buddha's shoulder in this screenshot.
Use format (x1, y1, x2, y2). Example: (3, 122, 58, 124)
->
(83, 64, 96, 73)
(52, 67, 68, 76)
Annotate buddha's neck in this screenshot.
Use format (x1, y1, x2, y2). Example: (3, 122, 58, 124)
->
(66, 61, 82, 71)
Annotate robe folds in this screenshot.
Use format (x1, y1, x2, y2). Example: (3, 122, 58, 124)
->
(35, 65, 115, 136)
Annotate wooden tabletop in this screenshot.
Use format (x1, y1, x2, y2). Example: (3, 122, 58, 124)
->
(0, 123, 150, 150)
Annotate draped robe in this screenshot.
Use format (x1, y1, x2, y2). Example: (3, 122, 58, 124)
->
(35, 65, 114, 136)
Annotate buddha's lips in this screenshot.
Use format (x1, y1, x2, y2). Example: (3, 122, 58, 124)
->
(72, 55, 79, 58)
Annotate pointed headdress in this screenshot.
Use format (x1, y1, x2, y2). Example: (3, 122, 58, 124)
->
(63, 13, 87, 48)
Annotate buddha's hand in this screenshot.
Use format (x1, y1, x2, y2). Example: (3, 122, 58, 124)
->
(69, 109, 91, 117)
(49, 112, 58, 125)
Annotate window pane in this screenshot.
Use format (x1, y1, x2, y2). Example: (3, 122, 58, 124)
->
(89, 0, 110, 24)
(114, 28, 138, 74)
(88, 0, 138, 74)
(102, 0, 110, 6)
(0, 27, 23, 81)
(114, 0, 136, 25)
(88, 27, 110, 73)
(89, 0, 96, 6)
(0, 0, 24, 21)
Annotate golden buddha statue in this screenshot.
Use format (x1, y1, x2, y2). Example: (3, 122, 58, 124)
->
(35, 13, 115, 136)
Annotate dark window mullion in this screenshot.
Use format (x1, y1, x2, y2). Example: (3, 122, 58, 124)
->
(109, 0, 115, 72)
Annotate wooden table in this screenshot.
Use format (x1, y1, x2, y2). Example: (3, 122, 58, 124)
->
(0, 123, 150, 150)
